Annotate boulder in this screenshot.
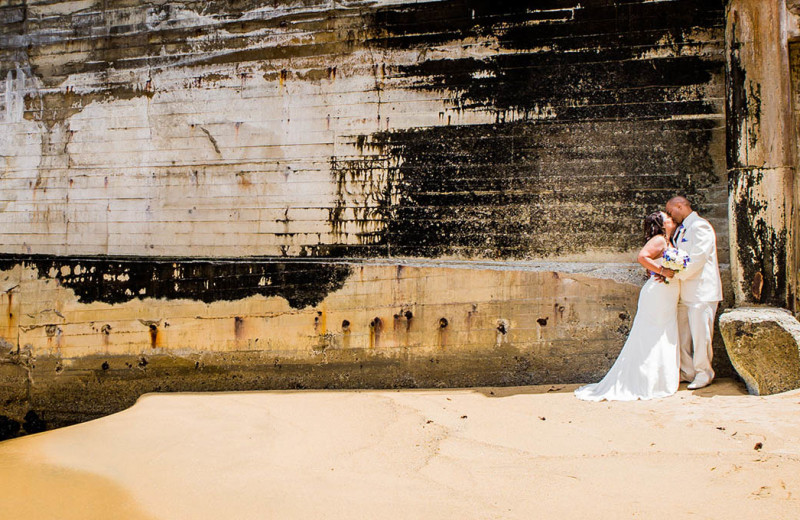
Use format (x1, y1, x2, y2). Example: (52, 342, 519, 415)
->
(719, 307, 800, 395)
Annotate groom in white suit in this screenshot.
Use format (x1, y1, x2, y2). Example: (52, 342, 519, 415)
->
(664, 196, 723, 390)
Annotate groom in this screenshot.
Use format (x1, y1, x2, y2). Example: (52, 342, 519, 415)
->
(663, 196, 723, 390)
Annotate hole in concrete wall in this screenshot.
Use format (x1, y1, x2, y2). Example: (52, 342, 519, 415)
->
(537, 317, 548, 326)
(405, 310, 413, 320)
(497, 321, 508, 334)
(101, 324, 111, 335)
(439, 317, 448, 328)
(101, 361, 109, 371)
(149, 324, 158, 348)
(234, 316, 244, 339)
(369, 317, 382, 348)
(342, 319, 350, 331)
(313, 311, 326, 334)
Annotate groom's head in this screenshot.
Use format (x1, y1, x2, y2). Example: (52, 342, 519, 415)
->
(666, 196, 692, 224)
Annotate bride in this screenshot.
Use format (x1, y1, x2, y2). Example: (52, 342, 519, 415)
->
(575, 211, 680, 401)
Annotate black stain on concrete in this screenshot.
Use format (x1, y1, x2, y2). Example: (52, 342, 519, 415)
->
(724, 14, 762, 161)
(23, 87, 155, 129)
(376, 0, 723, 116)
(729, 170, 788, 307)
(396, 53, 719, 118)
(328, 0, 725, 259)
(0, 255, 352, 309)
(726, 17, 787, 307)
(369, 118, 721, 258)
(369, 0, 723, 51)
(726, 16, 749, 171)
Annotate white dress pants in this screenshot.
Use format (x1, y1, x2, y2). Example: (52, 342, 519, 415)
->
(677, 301, 718, 382)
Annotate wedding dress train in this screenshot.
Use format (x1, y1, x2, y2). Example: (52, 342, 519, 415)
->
(575, 274, 680, 401)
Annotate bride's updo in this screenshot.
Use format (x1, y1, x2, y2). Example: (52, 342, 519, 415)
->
(643, 211, 666, 243)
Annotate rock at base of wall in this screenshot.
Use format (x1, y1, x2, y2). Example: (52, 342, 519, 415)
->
(719, 307, 800, 396)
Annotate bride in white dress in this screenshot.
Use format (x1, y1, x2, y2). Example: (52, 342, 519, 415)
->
(575, 211, 680, 401)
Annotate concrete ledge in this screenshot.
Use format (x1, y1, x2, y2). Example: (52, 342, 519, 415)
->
(719, 307, 800, 395)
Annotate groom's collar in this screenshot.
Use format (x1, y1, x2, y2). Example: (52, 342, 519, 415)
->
(681, 211, 699, 228)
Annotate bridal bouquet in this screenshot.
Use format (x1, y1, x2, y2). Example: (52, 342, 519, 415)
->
(660, 247, 690, 283)
(662, 247, 690, 271)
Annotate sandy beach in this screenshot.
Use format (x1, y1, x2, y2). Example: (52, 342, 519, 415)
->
(1, 379, 799, 519)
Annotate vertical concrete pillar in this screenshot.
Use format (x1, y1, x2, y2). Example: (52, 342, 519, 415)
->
(789, 1, 800, 314)
(726, 0, 796, 308)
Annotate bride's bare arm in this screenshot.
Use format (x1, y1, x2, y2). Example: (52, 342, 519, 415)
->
(637, 235, 672, 278)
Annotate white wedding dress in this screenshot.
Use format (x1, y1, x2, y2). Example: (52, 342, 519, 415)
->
(575, 270, 681, 401)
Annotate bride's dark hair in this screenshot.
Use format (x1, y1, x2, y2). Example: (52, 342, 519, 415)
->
(643, 211, 666, 243)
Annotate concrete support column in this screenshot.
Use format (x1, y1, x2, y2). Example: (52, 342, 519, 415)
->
(726, 0, 796, 308)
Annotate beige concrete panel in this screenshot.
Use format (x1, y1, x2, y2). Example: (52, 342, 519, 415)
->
(1, 262, 638, 363)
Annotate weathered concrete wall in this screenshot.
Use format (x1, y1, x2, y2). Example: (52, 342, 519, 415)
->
(1, 0, 728, 258)
(726, 0, 796, 308)
(0, 258, 735, 431)
(0, 259, 646, 428)
(0, 0, 732, 432)
(789, 0, 800, 314)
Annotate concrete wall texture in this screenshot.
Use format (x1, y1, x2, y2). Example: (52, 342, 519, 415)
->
(0, 0, 735, 431)
(726, 0, 795, 308)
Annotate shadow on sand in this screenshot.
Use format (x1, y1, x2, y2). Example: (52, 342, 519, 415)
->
(0, 444, 156, 520)
(473, 383, 582, 398)
(472, 378, 748, 399)
(686, 378, 749, 398)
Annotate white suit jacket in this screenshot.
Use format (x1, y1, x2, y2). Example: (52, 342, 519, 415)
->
(673, 211, 723, 303)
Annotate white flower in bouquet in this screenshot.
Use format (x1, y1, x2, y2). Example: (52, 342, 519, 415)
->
(662, 247, 690, 273)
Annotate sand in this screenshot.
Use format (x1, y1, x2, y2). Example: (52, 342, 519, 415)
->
(1, 379, 799, 519)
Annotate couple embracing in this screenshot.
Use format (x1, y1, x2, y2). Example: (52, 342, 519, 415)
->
(575, 196, 723, 402)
